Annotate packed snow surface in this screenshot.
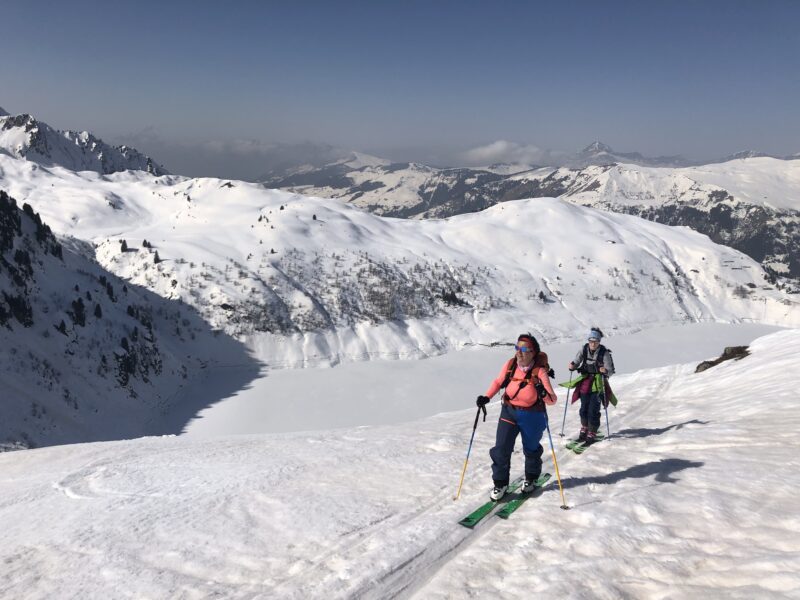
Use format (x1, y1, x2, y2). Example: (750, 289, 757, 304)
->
(2, 328, 798, 599)
(176, 322, 782, 437)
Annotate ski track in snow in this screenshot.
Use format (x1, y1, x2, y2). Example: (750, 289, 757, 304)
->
(2, 330, 800, 598)
(377, 365, 686, 599)
(410, 351, 800, 599)
(366, 366, 691, 598)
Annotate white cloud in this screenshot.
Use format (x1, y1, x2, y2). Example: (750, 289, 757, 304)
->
(460, 140, 550, 166)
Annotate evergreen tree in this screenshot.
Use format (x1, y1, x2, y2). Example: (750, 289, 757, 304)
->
(70, 298, 86, 326)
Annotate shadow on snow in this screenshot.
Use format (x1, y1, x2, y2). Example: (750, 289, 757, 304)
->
(561, 458, 704, 489)
(612, 419, 710, 440)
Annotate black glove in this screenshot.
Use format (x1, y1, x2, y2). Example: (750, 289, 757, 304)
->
(476, 395, 490, 408)
(534, 382, 547, 401)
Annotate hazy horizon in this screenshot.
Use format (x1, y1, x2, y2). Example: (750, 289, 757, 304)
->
(1, 0, 798, 179)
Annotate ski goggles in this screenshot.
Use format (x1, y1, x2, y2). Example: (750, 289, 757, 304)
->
(514, 345, 534, 352)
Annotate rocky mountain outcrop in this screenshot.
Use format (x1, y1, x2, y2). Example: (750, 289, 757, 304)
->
(0, 110, 168, 175)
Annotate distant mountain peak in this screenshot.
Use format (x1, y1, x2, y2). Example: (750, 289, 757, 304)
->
(581, 141, 614, 155)
(0, 108, 168, 176)
(725, 150, 769, 160)
(338, 151, 390, 169)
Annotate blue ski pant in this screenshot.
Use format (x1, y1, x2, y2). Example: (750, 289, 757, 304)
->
(579, 392, 602, 432)
(490, 403, 546, 487)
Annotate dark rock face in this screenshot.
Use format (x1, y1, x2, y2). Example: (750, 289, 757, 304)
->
(695, 346, 750, 373)
(0, 191, 23, 253)
(0, 191, 63, 328)
(268, 163, 355, 190)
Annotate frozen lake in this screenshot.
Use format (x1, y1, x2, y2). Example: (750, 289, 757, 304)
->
(168, 322, 783, 437)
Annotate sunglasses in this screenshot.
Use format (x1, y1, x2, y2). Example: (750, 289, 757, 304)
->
(514, 345, 533, 352)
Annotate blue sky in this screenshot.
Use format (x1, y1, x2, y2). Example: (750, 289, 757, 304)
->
(1, 0, 798, 176)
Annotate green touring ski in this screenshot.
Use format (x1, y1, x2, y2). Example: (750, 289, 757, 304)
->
(495, 473, 552, 519)
(458, 476, 524, 528)
(572, 442, 593, 455)
(567, 431, 605, 454)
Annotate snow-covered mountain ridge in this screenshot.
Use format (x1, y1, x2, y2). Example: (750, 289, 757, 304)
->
(506, 159, 800, 278)
(0, 108, 167, 175)
(1, 152, 797, 371)
(266, 156, 800, 278)
(0, 189, 256, 450)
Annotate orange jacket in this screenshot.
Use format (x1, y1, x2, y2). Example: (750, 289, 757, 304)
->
(484, 356, 557, 409)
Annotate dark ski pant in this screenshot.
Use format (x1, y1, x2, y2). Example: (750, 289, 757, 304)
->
(490, 403, 546, 487)
(579, 392, 602, 432)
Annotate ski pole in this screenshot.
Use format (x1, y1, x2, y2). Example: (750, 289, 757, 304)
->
(545, 412, 569, 510)
(601, 374, 611, 439)
(453, 403, 487, 501)
(559, 372, 573, 436)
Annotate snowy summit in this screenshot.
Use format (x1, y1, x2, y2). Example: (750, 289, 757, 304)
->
(0, 108, 167, 175)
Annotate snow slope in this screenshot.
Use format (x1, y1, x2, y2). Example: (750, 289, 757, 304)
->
(175, 322, 782, 438)
(560, 158, 800, 212)
(266, 154, 800, 277)
(1, 153, 796, 369)
(0, 190, 257, 450)
(557, 159, 800, 277)
(1, 328, 798, 599)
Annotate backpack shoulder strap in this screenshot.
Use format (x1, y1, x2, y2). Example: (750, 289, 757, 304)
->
(518, 351, 548, 384)
(501, 357, 517, 389)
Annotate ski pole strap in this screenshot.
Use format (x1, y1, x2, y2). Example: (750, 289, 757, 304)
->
(472, 404, 487, 429)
